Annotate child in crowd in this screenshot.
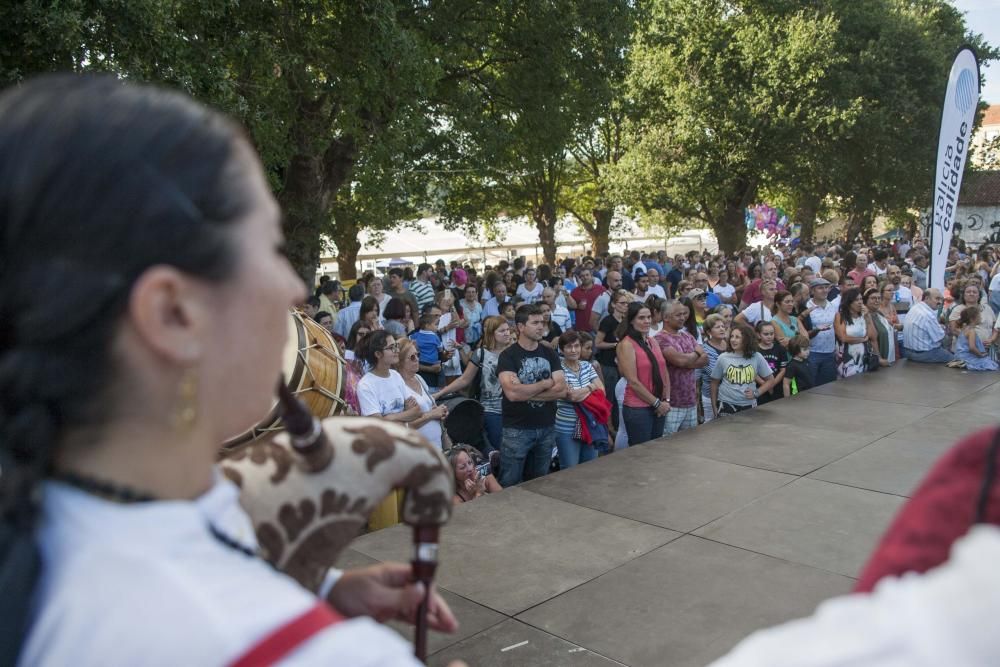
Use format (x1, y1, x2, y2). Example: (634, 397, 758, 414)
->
(410, 311, 445, 390)
(755, 321, 787, 403)
(501, 301, 516, 329)
(710, 323, 776, 416)
(783, 335, 816, 395)
(955, 307, 999, 371)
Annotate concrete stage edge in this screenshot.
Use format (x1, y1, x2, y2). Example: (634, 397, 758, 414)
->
(345, 361, 1000, 666)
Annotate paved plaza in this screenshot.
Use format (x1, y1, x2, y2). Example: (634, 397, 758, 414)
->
(347, 361, 1000, 666)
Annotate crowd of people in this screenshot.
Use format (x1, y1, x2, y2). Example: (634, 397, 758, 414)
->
(306, 238, 1000, 498)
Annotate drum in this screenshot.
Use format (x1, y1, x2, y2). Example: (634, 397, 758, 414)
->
(222, 311, 349, 448)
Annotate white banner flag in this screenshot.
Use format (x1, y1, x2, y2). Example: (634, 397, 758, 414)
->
(928, 47, 980, 291)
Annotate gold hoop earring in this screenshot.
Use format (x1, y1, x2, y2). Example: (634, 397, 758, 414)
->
(174, 370, 199, 432)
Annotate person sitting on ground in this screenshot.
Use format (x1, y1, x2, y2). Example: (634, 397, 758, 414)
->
(710, 323, 776, 417)
(948, 280, 996, 349)
(954, 307, 999, 372)
(782, 335, 815, 395)
(903, 288, 957, 365)
(448, 445, 502, 505)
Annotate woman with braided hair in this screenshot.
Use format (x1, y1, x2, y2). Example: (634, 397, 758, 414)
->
(0, 75, 458, 666)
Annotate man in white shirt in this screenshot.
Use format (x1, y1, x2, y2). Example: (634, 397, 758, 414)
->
(590, 270, 626, 330)
(645, 267, 667, 299)
(483, 280, 509, 317)
(902, 288, 955, 364)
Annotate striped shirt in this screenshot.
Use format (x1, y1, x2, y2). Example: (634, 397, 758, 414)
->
(408, 279, 435, 312)
(699, 342, 724, 399)
(903, 301, 945, 352)
(555, 360, 599, 434)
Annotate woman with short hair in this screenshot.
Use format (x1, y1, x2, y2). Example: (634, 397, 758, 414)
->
(555, 331, 606, 467)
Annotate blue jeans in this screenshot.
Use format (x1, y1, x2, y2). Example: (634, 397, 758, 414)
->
(622, 406, 666, 446)
(808, 351, 837, 387)
(555, 431, 598, 469)
(499, 426, 556, 486)
(484, 412, 503, 453)
(905, 346, 955, 363)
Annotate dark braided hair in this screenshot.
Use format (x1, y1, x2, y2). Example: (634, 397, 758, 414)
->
(618, 302, 664, 399)
(0, 74, 251, 660)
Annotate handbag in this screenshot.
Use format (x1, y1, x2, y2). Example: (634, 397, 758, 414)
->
(863, 343, 881, 372)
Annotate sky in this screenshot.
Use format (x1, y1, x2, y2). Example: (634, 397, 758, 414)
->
(951, 0, 1000, 103)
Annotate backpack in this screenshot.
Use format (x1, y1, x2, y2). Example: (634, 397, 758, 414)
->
(468, 348, 486, 401)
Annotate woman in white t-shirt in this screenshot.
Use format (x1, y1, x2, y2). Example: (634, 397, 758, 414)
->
(396, 339, 449, 449)
(734, 278, 777, 327)
(516, 267, 544, 304)
(356, 331, 421, 422)
(365, 273, 392, 314)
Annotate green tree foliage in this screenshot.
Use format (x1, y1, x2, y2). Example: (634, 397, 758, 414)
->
(2, 1, 438, 281)
(614, 0, 849, 254)
(430, 0, 633, 265)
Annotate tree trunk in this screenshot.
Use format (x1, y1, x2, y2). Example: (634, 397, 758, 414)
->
(331, 217, 361, 280)
(278, 153, 327, 288)
(712, 198, 749, 255)
(533, 198, 559, 265)
(589, 207, 613, 256)
(844, 208, 873, 244)
(794, 192, 823, 244)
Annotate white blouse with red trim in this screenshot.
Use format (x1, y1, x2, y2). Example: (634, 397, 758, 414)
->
(22, 475, 420, 666)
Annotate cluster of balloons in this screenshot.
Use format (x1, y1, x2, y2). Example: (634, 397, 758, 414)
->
(745, 203, 799, 239)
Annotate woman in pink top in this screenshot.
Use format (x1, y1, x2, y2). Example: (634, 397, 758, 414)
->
(617, 302, 671, 445)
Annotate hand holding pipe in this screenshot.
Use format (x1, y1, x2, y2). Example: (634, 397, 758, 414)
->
(219, 382, 454, 661)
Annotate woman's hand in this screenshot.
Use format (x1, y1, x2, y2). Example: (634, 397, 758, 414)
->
(327, 562, 458, 633)
(463, 478, 477, 495)
(431, 404, 448, 420)
(654, 401, 671, 417)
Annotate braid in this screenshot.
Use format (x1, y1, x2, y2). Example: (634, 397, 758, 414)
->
(0, 74, 252, 662)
